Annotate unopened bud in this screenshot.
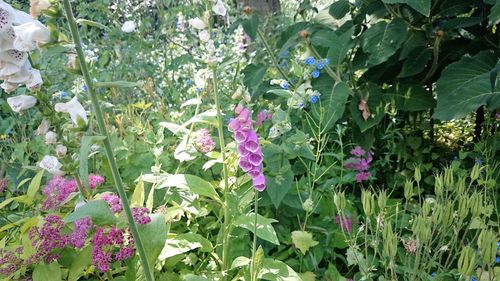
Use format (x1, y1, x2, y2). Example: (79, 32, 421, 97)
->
(434, 174, 444, 196)
(404, 180, 413, 201)
(298, 30, 309, 39)
(470, 163, 480, 181)
(362, 189, 375, 216)
(378, 190, 387, 211)
(457, 246, 476, 277)
(458, 196, 469, 221)
(414, 165, 421, 183)
(444, 166, 454, 190)
(243, 5, 253, 15)
(334, 191, 346, 210)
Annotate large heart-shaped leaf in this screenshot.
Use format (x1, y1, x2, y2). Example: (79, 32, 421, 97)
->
(382, 0, 431, 17)
(64, 200, 117, 225)
(311, 77, 350, 131)
(155, 174, 221, 202)
(234, 213, 280, 245)
(362, 18, 408, 66)
(138, 214, 167, 270)
(433, 51, 500, 120)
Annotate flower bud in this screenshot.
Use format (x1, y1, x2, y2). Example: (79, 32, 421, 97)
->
(298, 30, 309, 39)
(55, 144, 67, 157)
(422, 200, 431, 217)
(414, 165, 421, 183)
(458, 196, 469, 221)
(404, 180, 413, 201)
(477, 229, 497, 265)
(434, 174, 443, 197)
(457, 246, 476, 277)
(378, 190, 387, 211)
(441, 203, 454, 228)
(243, 5, 253, 15)
(470, 163, 480, 181)
(412, 215, 430, 242)
(444, 167, 454, 190)
(469, 192, 482, 218)
(362, 189, 375, 216)
(45, 131, 57, 145)
(383, 223, 397, 258)
(456, 176, 466, 195)
(334, 191, 346, 210)
(431, 204, 442, 225)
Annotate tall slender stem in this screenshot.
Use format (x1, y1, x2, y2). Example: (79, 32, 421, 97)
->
(212, 66, 231, 278)
(61, 1, 154, 280)
(250, 189, 259, 281)
(256, 29, 293, 86)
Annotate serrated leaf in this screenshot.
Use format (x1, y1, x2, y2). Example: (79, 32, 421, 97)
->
(243, 63, 268, 95)
(155, 174, 220, 202)
(68, 246, 91, 281)
(259, 258, 303, 281)
(362, 18, 408, 66)
(235, 213, 280, 245)
(265, 168, 294, 209)
(79, 136, 106, 189)
(64, 200, 117, 225)
(291, 231, 319, 255)
(383, 0, 431, 17)
(433, 51, 500, 120)
(398, 46, 432, 78)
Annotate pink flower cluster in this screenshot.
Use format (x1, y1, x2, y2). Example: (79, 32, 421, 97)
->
(255, 110, 272, 127)
(101, 193, 122, 213)
(0, 178, 8, 193)
(69, 218, 93, 249)
(344, 146, 373, 183)
(0, 248, 23, 276)
(228, 105, 266, 191)
(29, 215, 69, 263)
(132, 207, 151, 225)
(88, 174, 105, 189)
(334, 215, 353, 233)
(193, 128, 216, 153)
(92, 226, 135, 272)
(42, 176, 77, 210)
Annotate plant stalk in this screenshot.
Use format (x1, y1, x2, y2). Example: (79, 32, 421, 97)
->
(250, 189, 259, 281)
(62, 1, 154, 280)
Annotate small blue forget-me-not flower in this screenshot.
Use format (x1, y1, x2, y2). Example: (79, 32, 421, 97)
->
(311, 70, 320, 79)
(305, 57, 316, 65)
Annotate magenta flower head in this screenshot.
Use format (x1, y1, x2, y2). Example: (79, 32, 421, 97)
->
(229, 105, 266, 191)
(194, 128, 216, 153)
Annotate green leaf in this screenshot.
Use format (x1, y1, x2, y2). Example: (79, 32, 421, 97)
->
(291, 230, 319, 255)
(362, 18, 408, 66)
(382, 0, 431, 17)
(64, 200, 117, 226)
(79, 136, 106, 189)
(156, 174, 221, 202)
(489, 1, 500, 26)
(350, 83, 386, 132)
(399, 31, 427, 60)
(159, 233, 212, 260)
(138, 214, 167, 271)
(131, 179, 145, 207)
(182, 109, 219, 127)
(385, 84, 436, 111)
(281, 130, 315, 160)
(234, 213, 280, 245)
(266, 168, 294, 209)
(329, 0, 350, 18)
(94, 81, 139, 88)
(243, 63, 268, 95)
(242, 14, 259, 40)
(76, 18, 109, 30)
(259, 258, 303, 281)
(27, 170, 44, 199)
(315, 27, 354, 66)
(68, 246, 92, 281)
(433, 51, 500, 120)
(33, 262, 61, 281)
(398, 46, 432, 78)
(311, 80, 350, 131)
(183, 275, 209, 281)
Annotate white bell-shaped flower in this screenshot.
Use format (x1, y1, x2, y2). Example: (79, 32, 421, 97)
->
(35, 119, 50, 135)
(198, 30, 210, 42)
(55, 144, 67, 157)
(121, 20, 136, 33)
(26, 68, 42, 90)
(38, 155, 63, 175)
(188, 17, 206, 30)
(44, 131, 57, 145)
(30, 0, 51, 18)
(1, 81, 17, 92)
(212, 0, 227, 16)
(54, 96, 88, 126)
(6, 94, 36, 112)
(12, 20, 50, 51)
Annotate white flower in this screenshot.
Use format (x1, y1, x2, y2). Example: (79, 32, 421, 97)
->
(12, 20, 50, 51)
(212, 0, 227, 16)
(198, 30, 210, 42)
(38, 155, 63, 175)
(188, 17, 206, 30)
(30, 0, 51, 18)
(55, 144, 67, 157)
(44, 131, 57, 145)
(6, 94, 36, 112)
(26, 68, 42, 90)
(54, 96, 88, 126)
(1, 81, 17, 93)
(35, 119, 50, 135)
(121, 21, 136, 33)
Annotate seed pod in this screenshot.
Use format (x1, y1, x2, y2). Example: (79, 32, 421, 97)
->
(431, 204, 442, 225)
(298, 30, 309, 38)
(434, 174, 444, 197)
(383, 223, 397, 258)
(456, 176, 466, 195)
(404, 180, 413, 201)
(422, 201, 431, 217)
(243, 6, 253, 15)
(333, 191, 346, 210)
(444, 166, 454, 190)
(362, 189, 374, 216)
(457, 246, 476, 277)
(458, 196, 469, 221)
(414, 165, 421, 183)
(378, 190, 387, 211)
(441, 203, 454, 228)
(470, 163, 480, 181)
(477, 229, 497, 265)
(469, 192, 482, 218)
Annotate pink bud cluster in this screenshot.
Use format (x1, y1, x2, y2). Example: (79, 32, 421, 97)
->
(255, 110, 272, 127)
(334, 215, 353, 233)
(0, 248, 23, 276)
(344, 146, 373, 183)
(0, 178, 8, 193)
(193, 128, 216, 153)
(92, 226, 135, 272)
(132, 207, 151, 225)
(69, 218, 92, 249)
(88, 174, 105, 189)
(228, 105, 266, 191)
(101, 193, 122, 213)
(42, 176, 77, 211)
(29, 215, 69, 263)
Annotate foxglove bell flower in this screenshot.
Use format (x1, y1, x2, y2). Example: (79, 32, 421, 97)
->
(30, 0, 51, 18)
(7, 94, 36, 112)
(188, 17, 206, 30)
(212, 0, 227, 16)
(12, 21, 50, 51)
(229, 105, 266, 191)
(54, 96, 88, 126)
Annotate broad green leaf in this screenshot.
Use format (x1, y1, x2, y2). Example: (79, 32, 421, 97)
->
(329, 0, 350, 18)
(76, 18, 108, 30)
(159, 122, 189, 135)
(312, 27, 354, 67)
(231, 256, 251, 269)
(399, 31, 427, 60)
(281, 130, 315, 160)
(156, 174, 221, 202)
(265, 167, 294, 209)
(382, 0, 431, 17)
(27, 170, 44, 199)
(242, 14, 259, 40)
(183, 275, 209, 281)
(94, 81, 139, 88)
(131, 179, 145, 207)
(243, 63, 268, 95)
(489, 1, 500, 26)
(398, 46, 432, 78)
(68, 246, 92, 281)
(138, 214, 167, 271)
(350, 83, 386, 132)
(64, 200, 117, 225)
(234, 212, 280, 245)
(311, 79, 350, 131)
(259, 258, 303, 281)
(384, 84, 436, 111)
(174, 135, 197, 162)
(433, 51, 500, 120)
(79, 136, 106, 189)
(33, 262, 61, 281)
(362, 18, 408, 66)
(158, 233, 212, 260)
(291, 230, 319, 255)
(182, 109, 219, 127)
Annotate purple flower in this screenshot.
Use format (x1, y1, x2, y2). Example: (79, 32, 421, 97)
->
(229, 105, 266, 191)
(351, 146, 365, 157)
(42, 176, 78, 210)
(334, 215, 352, 233)
(132, 207, 151, 225)
(101, 193, 122, 213)
(355, 171, 371, 183)
(194, 129, 216, 153)
(0, 178, 8, 193)
(344, 146, 373, 183)
(255, 110, 271, 126)
(69, 218, 92, 249)
(29, 215, 69, 263)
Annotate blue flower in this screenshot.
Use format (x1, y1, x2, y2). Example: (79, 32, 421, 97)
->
(299, 102, 304, 108)
(431, 272, 436, 277)
(311, 70, 320, 79)
(186, 79, 194, 86)
(496, 256, 500, 263)
(475, 158, 482, 165)
(305, 57, 316, 65)
(280, 81, 289, 90)
(310, 95, 319, 104)
(82, 85, 88, 91)
(497, 241, 500, 249)
(196, 87, 203, 93)
(453, 155, 459, 161)
(316, 62, 325, 70)
(324, 58, 330, 65)
(60, 91, 68, 98)
(471, 277, 477, 281)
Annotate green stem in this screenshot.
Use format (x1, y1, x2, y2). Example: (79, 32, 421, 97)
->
(212, 66, 231, 278)
(256, 28, 293, 86)
(251, 189, 259, 281)
(61, 1, 154, 280)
